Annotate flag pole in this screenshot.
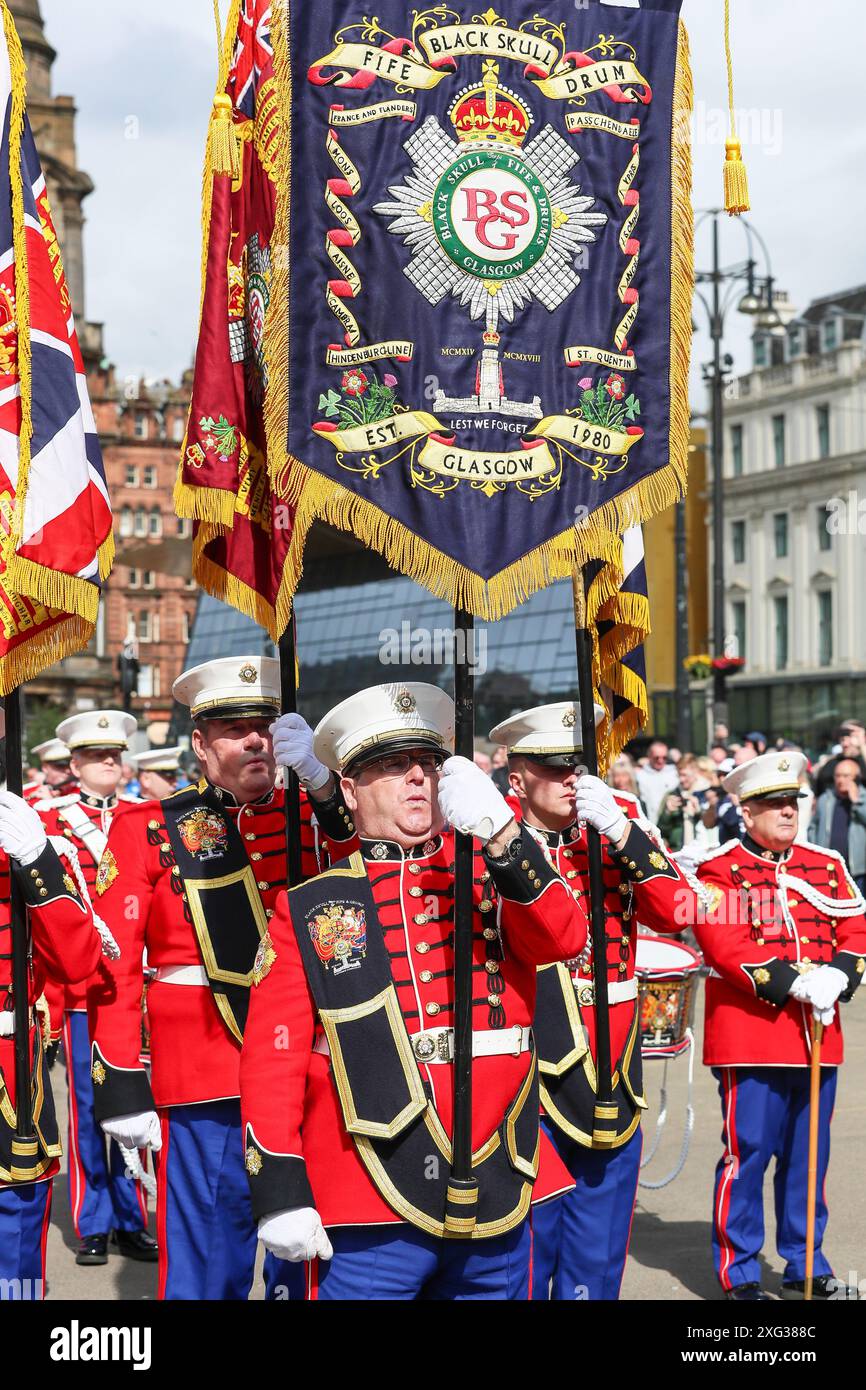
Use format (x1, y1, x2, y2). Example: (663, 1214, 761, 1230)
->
(4, 688, 35, 1143)
(804, 1015, 824, 1300)
(278, 615, 303, 889)
(445, 605, 478, 1233)
(572, 569, 618, 1140)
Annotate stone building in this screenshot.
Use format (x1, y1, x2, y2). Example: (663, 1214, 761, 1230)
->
(12, 1, 194, 745)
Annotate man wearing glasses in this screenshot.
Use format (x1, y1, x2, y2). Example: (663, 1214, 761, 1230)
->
(487, 702, 691, 1301)
(241, 682, 594, 1300)
(130, 747, 185, 801)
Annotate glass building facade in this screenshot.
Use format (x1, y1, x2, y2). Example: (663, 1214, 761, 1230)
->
(182, 540, 584, 742)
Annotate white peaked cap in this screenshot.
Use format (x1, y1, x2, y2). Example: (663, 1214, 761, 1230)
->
(314, 682, 455, 774)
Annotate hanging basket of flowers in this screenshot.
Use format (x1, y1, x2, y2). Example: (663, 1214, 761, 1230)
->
(684, 653, 713, 682)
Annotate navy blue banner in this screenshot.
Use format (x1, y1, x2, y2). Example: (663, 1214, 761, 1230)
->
(281, 0, 691, 615)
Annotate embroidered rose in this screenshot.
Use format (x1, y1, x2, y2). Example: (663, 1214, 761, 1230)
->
(342, 370, 369, 397)
(605, 373, 626, 401)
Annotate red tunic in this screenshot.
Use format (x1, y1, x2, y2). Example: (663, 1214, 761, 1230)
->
(240, 830, 588, 1228)
(694, 838, 866, 1067)
(0, 846, 101, 1186)
(89, 787, 357, 1110)
(528, 793, 689, 1068)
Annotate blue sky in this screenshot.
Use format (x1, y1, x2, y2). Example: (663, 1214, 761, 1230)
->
(41, 0, 866, 406)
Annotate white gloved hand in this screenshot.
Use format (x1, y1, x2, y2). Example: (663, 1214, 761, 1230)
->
(101, 1110, 162, 1152)
(437, 756, 514, 845)
(574, 775, 628, 845)
(258, 1208, 333, 1263)
(0, 790, 47, 866)
(269, 714, 331, 791)
(788, 973, 812, 1003)
(801, 964, 848, 1025)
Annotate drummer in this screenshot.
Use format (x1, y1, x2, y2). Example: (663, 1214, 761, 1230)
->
(489, 703, 697, 1301)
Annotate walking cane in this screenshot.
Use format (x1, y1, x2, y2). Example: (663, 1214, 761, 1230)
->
(804, 1014, 824, 1301)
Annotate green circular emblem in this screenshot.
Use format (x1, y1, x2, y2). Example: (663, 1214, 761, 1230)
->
(432, 149, 552, 281)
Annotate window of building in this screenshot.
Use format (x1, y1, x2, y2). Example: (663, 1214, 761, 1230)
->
(177, 516, 192, 539)
(128, 568, 140, 589)
(182, 611, 191, 644)
(732, 519, 746, 565)
(143, 464, 158, 489)
(772, 415, 786, 469)
(134, 415, 148, 440)
(730, 424, 743, 477)
(138, 610, 152, 642)
(124, 464, 139, 488)
(143, 571, 155, 590)
(138, 664, 153, 697)
(817, 404, 830, 460)
(149, 509, 162, 538)
(774, 595, 789, 670)
(817, 505, 833, 553)
(119, 506, 133, 538)
(134, 506, 147, 537)
(754, 335, 769, 369)
(823, 318, 838, 353)
(773, 513, 789, 558)
(787, 327, 805, 359)
(172, 416, 186, 443)
(731, 601, 746, 663)
(818, 591, 833, 667)
(152, 613, 161, 645)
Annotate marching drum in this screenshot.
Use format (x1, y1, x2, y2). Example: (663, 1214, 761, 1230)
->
(635, 936, 702, 1060)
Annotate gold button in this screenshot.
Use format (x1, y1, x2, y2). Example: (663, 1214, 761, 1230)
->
(788, 898, 798, 908)
(266, 909, 274, 919)
(483, 927, 497, 941)
(414, 913, 429, 925)
(479, 900, 493, 914)
(636, 871, 644, 879)
(419, 970, 433, 984)
(409, 864, 421, 876)
(245, 809, 254, 818)
(563, 850, 573, 860)
(39, 888, 48, 897)
(566, 870, 578, 880)
(29, 869, 38, 879)
(487, 993, 501, 1007)
(802, 957, 812, 965)
(481, 871, 491, 883)
(346, 822, 355, 833)
(757, 938, 765, 945)
(521, 861, 530, 871)
(426, 1002, 440, 1017)
(171, 865, 180, 876)
(731, 863, 739, 872)
(148, 819, 160, 830)
(800, 937, 810, 945)
(485, 960, 499, 975)
(618, 963, 627, 974)
(416, 942, 430, 954)
(251, 852, 262, 862)
(257, 881, 269, 891)
(741, 880, 751, 889)
(245, 833, 255, 841)
(409, 887, 423, 898)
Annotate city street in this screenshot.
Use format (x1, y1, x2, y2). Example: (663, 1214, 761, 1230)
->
(41, 986, 866, 1302)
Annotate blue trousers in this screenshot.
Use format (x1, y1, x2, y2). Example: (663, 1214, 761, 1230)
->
(310, 1220, 531, 1300)
(712, 1066, 836, 1290)
(157, 1100, 303, 1301)
(63, 1010, 146, 1237)
(530, 1120, 643, 1301)
(0, 1180, 52, 1299)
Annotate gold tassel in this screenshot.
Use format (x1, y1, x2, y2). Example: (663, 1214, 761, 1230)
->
(208, 93, 239, 180)
(723, 1, 750, 214)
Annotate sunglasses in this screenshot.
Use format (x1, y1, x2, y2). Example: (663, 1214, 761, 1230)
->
(363, 751, 446, 779)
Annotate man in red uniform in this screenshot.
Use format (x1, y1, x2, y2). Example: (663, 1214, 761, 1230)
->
(0, 782, 102, 1299)
(29, 738, 76, 805)
(129, 747, 184, 802)
(241, 682, 589, 1300)
(487, 702, 693, 1301)
(692, 751, 866, 1301)
(38, 710, 150, 1267)
(88, 657, 358, 1299)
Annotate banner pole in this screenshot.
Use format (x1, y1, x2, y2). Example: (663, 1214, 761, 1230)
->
(572, 569, 618, 1140)
(278, 616, 303, 889)
(4, 688, 34, 1141)
(445, 606, 479, 1233)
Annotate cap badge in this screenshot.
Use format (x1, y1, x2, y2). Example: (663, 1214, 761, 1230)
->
(778, 758, 790, 771)
(239, 663, 258, 684)
(562, 710, 576, 728)
(98, 716, 109, 729)
(370, 842, 389, 860)
(394, 688, 417, 714)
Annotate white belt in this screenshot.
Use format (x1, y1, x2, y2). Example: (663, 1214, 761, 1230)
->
(314, 1024, 532, 1065)
(153, 964, 209, 987)
(571, 976, 638, 1007)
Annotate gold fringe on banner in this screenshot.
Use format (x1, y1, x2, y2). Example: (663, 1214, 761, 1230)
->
(263, 9, 694, 626)
(0, 616, 93, 699)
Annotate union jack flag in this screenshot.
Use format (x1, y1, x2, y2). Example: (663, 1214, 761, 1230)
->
(0, 13, 112, 692)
